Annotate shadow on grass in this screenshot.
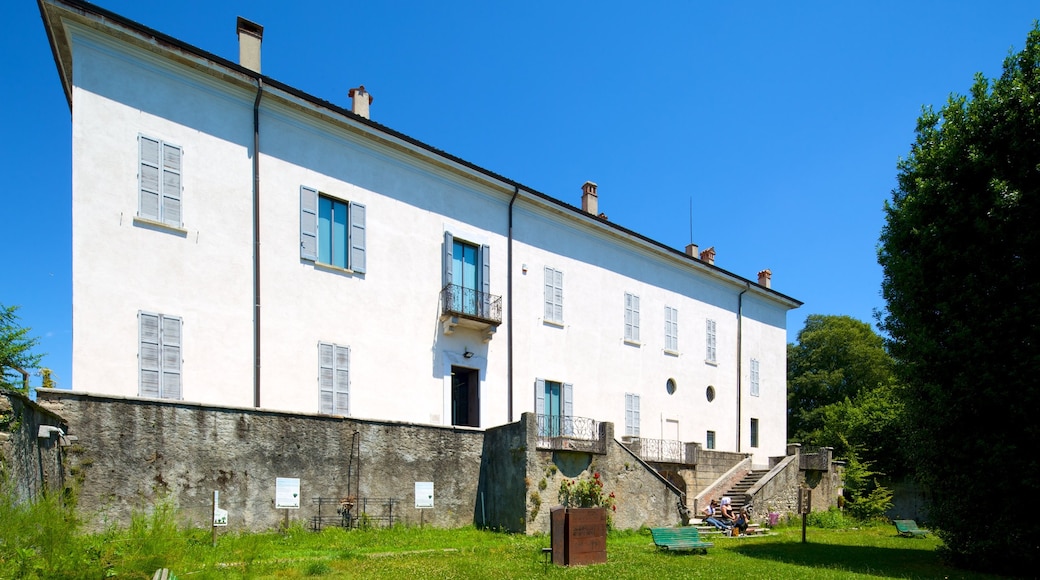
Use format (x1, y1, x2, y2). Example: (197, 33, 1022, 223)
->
(729, 541, 988, 579)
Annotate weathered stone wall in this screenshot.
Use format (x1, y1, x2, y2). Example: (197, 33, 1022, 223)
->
(37, 390, 484, 532)
(747, 447, 845, 523)
(0, 390, 68, 502)
(476, 417, 528, 531)
(519, 414, 680, 534)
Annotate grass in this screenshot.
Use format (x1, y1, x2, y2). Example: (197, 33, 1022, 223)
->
(52, 524, 1007, 579)
(0, 483, 1005, 579)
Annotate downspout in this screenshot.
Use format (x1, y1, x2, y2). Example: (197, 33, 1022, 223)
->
(507, 186, 519, 422)
(736, 283, 749, 452)
(252, 78, 264, 408)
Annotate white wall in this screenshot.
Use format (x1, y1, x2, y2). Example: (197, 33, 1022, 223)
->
(64, 13, 793, 466)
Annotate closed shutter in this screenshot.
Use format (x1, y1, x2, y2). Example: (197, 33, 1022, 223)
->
(480, 244, 491, 316)
(750, 358, 760, 397)
(161, 315, 182, 399)
(665, 306, 678, 351)
(535, 378, 546, 416)
(319, 342, 334, 414)
(562, 383, 574, 436)
(349, 202, 366, 273)
(544, 267, 554, 320)
(161, 143, 182, 227)
(625, 293, 640, 342)
(443, 231, 454, 288)
(706, 319, 717, 362)
(300, 186, 318, 261)
(544, 268, 563, 323)
(334, 345, 350, 415)
(139, 137, 161, 221)
(139, 312, 161, 397)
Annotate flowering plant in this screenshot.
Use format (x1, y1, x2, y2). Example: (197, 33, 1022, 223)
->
(558, 472, 617, 513)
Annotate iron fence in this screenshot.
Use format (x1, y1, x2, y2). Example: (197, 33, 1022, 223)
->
(441, 283, 502, 324)
(624, 437, 686, 463)
(535, 415, 605, 454)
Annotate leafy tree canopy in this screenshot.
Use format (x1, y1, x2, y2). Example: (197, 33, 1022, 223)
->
(1, 304, 43, 393)
(878, 22, 1040, 576)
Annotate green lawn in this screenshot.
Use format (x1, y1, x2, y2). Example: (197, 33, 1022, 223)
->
(138, 524, 999, 579)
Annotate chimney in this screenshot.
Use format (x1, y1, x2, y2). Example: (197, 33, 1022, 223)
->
(757, 269, 772, 288)
(349, 86, 373, 119)
(236, 17, 264, 73)
(700, 246, 715, 265)
(685, 243, 699, 258)
(581, 181, 598, 215)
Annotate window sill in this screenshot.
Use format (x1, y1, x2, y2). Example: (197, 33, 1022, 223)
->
(132, 216, 188, 237)
(543, 319, 565, 329)
(705, 360, 718, 367)
(623, 339, 641, 347)
(313, 262, 355, 275)
(664, 349, 679, 357)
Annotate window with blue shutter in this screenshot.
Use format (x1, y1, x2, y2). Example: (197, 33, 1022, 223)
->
(665, 306, 678, 351)
(624, 293, 640, 342)
(443, 232, 491, 317)
(139, 135, 182, 227)
(750, 358, 760, 397)
(300, 186, 366, 273)
(625, 393, 640, 437)
(139, 311, 182, 400)
(706, 319, 717, 363)
(544, 267, 563, 324)
(319, 342, 350, 415)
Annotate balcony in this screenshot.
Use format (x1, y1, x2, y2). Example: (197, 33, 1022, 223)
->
(440, 283, 502, 342)
(535, 414, 606, 454)
(622, 437, 699, 465)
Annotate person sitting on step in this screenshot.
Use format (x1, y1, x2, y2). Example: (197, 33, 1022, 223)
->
(701, 499, 732, 532)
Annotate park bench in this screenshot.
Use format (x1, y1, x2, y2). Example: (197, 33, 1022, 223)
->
(650, 527, 714, 552)
(893, 519, 929, 538)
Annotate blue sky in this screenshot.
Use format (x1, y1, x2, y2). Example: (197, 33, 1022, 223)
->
(2, 1, 1037, 389)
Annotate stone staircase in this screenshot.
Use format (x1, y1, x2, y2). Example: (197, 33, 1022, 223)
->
(722, 469, 770, 511)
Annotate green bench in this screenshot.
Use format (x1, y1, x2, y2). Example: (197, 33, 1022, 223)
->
(650, 527, 714, 552)
(893, 519, 929, 538)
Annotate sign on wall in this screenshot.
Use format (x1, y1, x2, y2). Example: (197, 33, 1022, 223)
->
(415, 481, 434, 509)
(276, 477, 301, 509)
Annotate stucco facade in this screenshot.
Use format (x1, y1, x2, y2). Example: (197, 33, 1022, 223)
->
(41, 0, 799, 467)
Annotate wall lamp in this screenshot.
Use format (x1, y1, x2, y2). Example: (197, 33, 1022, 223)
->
(463, 349, 474, 359)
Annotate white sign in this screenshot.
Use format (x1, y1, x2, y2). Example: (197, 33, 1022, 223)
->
(213, 507, 228, 527)
(276, 477, 301, 509)
(415, 481, 434, 509)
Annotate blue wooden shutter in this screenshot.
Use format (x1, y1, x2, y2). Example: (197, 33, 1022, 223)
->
(750, 358, 760, 397)
(161, 315, 182, 399)
(349, 202, 366, 273)
(139, 312, 161, 397)
(625, 394, 635, 436)
(161, 143, 182, 226)
(319, 342, 334, 413)
(535, 378, 546, 436)
(139, 137, 161, 221)
(300, 186, 318, 261)
(632, 295, 640, 342)
(480, 244, 491, 316)
(553, 269, 563, 323)
(443, 232, 454, 288)
(334, 345, 350, 415)
(562, 383, 574, 436)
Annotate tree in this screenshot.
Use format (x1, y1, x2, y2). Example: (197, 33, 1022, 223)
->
(787, 315, 904, 476)
(878, 23, 1040, 576)
(0, 304, 43, 393)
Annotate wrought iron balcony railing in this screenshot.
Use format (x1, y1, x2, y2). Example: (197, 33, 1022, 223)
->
(535, 414, 605, 454)
(440, 283, 502, 325)
(623, 437, 687, 463)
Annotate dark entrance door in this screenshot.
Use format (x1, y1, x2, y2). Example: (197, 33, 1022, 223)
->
(451, 366, 480, 427)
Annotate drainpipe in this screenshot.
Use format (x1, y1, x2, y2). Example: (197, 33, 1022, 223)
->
(736, 283, 749, 452)
(507, 186, 519, 422)
(252, 79, 264, 408)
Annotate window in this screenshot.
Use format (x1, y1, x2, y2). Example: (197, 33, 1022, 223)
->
(705, 319, 717, 363)
(443, 232, 490, 317)
(750, 418, 759, 448)
(706, 430, 716, 450)
(544, 267, 564, 324)
(706, 385, 716, 402)
(625, 393, 641, 436)
(139, 311, 181, 399)
(535, 379, 572, 436)
(664, 306, 678, 351)
(319, 342, 350, 415)
(666, 378, 677, 395)
(750, 358, 760, 397)
(138, 135, 182, 227)
(300, 186, 366, 272)
(624, 293, 640, 343)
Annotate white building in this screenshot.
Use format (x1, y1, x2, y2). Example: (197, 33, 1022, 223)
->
(41, 0, 800, 466)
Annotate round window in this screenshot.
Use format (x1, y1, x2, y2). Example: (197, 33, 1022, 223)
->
(666, 378, 677, 395)
(706, 385, 716, 402)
